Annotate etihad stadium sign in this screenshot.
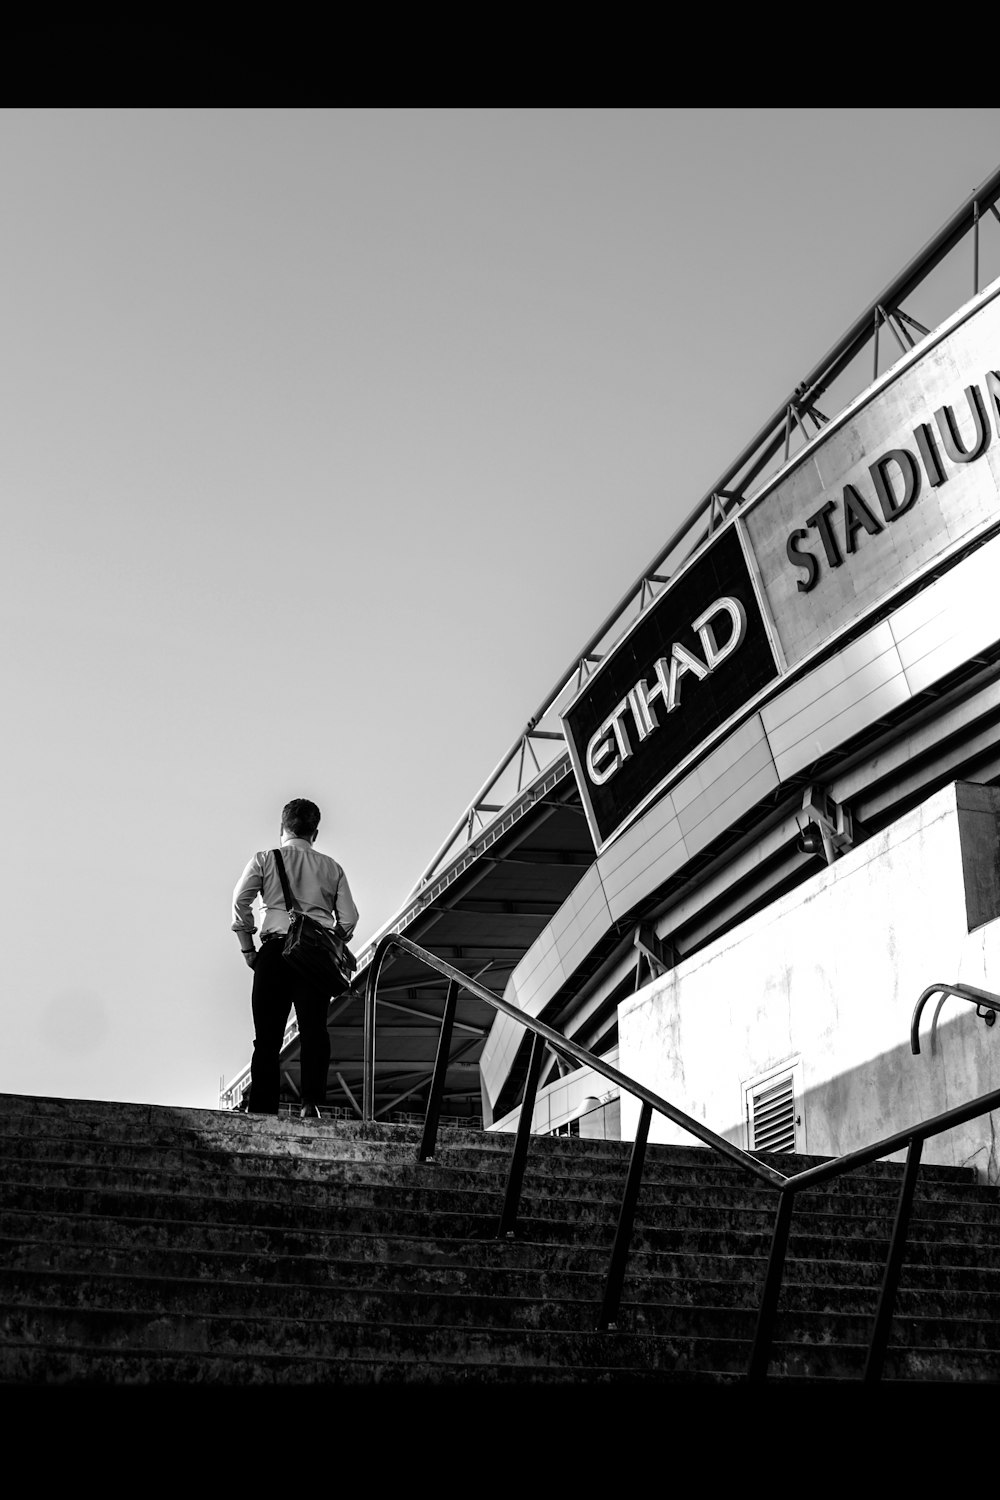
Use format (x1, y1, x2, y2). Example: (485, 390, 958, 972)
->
(564, 280, 1000, 852)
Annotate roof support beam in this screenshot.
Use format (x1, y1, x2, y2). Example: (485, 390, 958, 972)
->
(375, 1073, 433, 1119)
(374, 997, 489, 1037)
(334, 1072, 363, 1118)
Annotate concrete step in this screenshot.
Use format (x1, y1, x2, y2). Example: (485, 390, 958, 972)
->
(1, 1141, 994, 1224)
(0, 1094, 976, 1184)
(5, 1267, 1000, 1355)
(4, 1296, 1000, 1385)
(4, 1220, 999, 1294)
(0, 1301, 746, 1368)
(5, 1246, 998, 1321)
(7, 1200, 1000, 1284)
(6, 1331, 995, 1385)
(4, 1176, 999, 1266)
(2, 1091, 996, 1385)
(5, 1216, 1000, 1303)
(0, 1341, 739, 1385)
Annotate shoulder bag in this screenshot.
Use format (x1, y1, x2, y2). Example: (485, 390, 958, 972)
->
(271, 848, 358, 996)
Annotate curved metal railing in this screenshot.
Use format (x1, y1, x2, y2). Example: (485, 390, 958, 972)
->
(364, 934, 1000, 1382)
(911, 981, 1000, 1052)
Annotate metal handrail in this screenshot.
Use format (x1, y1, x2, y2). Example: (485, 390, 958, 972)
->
(911, 981, 1000, 1053)
(363, 933, 786, 1187)
(364, 935, 1000, 1381)
(749, 1080, 1000, 1382)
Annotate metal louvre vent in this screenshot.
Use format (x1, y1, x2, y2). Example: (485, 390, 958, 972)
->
(749, 1072, 796, 1153)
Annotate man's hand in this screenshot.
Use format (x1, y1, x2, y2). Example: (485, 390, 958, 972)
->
(242, 948, 257, 970)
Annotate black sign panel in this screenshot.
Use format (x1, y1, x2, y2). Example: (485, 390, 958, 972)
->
(563, 525, 779, 849)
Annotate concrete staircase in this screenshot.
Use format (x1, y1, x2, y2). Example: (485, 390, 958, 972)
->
(2, 1091, 1000, 1385)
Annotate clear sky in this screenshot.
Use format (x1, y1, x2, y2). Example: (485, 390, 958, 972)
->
(3, 108, 999, 1109)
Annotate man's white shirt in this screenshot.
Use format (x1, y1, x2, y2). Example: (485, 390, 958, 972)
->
(232, 835, 359, 940)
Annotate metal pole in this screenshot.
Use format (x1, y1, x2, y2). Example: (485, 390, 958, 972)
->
(362, 937, 395, 1123)
(747, 1188, 796, 1382)
(597, 1101, 652, 1329)
(418, 979, 459, 1163)
(863, 1135, 923, 1384)
(873, 307, 880, 382)
(362, 956, 378, 1124)
(974, 200, 980, 295)
(497, 1032, 546, 1238)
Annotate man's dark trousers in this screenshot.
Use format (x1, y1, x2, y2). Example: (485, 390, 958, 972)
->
(247, 937, 331, 1114)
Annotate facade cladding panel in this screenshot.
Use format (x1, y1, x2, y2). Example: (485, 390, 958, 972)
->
(481, 866, 611, 1105)
(675, 735, 779, 851)
(892, 533, 1000, 695)
(479, 1010, 521, 1109)
(760, 624, 909, 781)
(563, 524, 780, 850)
(670, 715, 775, 818)
(511, 864, 610, 1015)
(598, 793, 684, 909)
(602, 722, 780, 925)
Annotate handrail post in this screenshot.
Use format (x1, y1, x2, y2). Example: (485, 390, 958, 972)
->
(362, 947, 378, 1124)
(597, 1101, 652, 1329)
(418, 979, 459, 1163)
(497, 1032, 545, 1238)
(864, 1134, 923, 1384)
(747, 1187, 795, 1382)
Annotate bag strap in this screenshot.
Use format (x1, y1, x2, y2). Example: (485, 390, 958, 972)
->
(272, 848, 300, 916)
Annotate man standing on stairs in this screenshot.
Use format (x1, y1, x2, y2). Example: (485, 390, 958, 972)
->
(232, 798, 359, 1120)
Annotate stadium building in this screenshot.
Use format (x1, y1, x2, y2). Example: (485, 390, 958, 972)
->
(222, 166, 1000, 1179)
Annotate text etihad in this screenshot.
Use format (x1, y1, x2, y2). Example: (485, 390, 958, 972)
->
(586, 596, 747, 786)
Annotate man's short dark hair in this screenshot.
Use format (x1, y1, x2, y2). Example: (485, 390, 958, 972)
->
(281, 799, 321, 838)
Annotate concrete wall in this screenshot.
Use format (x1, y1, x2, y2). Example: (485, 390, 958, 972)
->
(617, 781, 1000, 1180)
